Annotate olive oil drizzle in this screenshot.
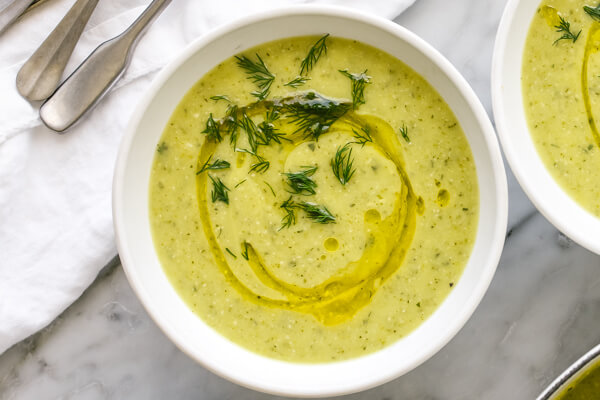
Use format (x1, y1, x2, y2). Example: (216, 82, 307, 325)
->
(195, 94, 418, 325)
(581, 23, 600, 148)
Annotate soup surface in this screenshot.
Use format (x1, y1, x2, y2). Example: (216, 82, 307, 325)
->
(523, 0, 600, 216)
(555, 359, 600, 400)
(149, 35, 479, 362)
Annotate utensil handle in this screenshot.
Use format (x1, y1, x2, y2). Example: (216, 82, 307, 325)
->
(39, 0, 172, 132)
(16, 0, 99, 101)
(0, 0, 36, 34)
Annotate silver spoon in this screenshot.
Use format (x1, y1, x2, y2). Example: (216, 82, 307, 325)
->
(39, 0, 172, 132)
(16, 0, 99, 101)
(0, 0, 37, 35)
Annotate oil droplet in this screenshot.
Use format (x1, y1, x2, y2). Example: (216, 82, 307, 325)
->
(540, 5, 560, 28)
(324, 237, 339, 252)
(436, 189, 450, 207)
(364, 209, 381, 223)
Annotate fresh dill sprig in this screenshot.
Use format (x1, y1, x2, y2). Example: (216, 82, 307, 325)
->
(300, 34, 329, 75)
(297, 201, 336, 224)
(399, 124, 410, 143)
(258, 108, 291, 145)
(264, 181, 276, 197)
(224, 105, 239, 147)
(225, 248, 237, 259)
(239, 113, 261, 152)
(584, 4, 600, 21)
(339, 69, 372, 109)
(235, 53, 275, 100)
(283, 166, 318, 195)
(234, 179, 247, 188)
(279, 196, 297, 230)
(284, 92, 351, 140)
(210, 95, 231, 103)
(553, 15, 581, 45)
(241, 241, 250, 260)
(331, 143, 356, 186)
(236, 148, 270, 174)
(284, 76, 310, 88)
(352, 125, 373, 146)
(197, 156, 231, 174)
(209, 174, 230, 204)
(202, 113, 223, 142)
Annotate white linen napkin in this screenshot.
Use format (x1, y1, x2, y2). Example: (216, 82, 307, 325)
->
(0, 0, 415, 354)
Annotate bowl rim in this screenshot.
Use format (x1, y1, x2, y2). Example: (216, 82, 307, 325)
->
(492, 0, 600, 255)
(113, 4, 508, 397)
(536, 343, 600, 400)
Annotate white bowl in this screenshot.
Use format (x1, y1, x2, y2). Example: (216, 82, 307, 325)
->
(492, 0, 600, 255)
(113, 5, 507, 397)
(537, 344, 600, 400)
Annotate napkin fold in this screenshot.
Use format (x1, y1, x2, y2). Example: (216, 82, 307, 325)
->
(0, 0, 415, 354)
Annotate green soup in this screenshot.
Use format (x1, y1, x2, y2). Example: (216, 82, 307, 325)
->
(523, 0, 600, 216)
(149, 35, 479, 362)
(555, 359, 600, 400)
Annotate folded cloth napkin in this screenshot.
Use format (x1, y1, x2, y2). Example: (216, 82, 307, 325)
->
(0, 0, 415, 354)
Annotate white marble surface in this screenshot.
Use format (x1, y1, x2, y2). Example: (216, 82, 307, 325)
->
(2, 0, 600, 398)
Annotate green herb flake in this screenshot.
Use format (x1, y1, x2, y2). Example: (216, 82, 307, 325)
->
(235, 53, 275, 100)
(584, 4, 600, 21)
(210, 95, 231, 102)
(297, 201, 336, 224)
(284, 76, 310, 88)
(202, 113, 223, 142)
(236, 148, 270, 174)
(399, 124, 411, 143)
(241, 241, 250, 260)
(284, 166, 318, 195)
(331, 143, 356, 186)
(197, 156, 231, 174)
(339, 69, 372, 109)
(553, 15, 581, 45)
(209, 174, 230, 204)
(279, 196, 297, 230)
(225, 248, 237, 259)
(300, 34, 329, 75)
(156, 141, 168, 154)
(264, 181, 276, 197)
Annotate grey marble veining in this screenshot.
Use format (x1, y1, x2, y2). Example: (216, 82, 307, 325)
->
(2, 0, 600, 399)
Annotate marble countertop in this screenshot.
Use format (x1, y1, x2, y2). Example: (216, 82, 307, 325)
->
(2, 0, 600, 398)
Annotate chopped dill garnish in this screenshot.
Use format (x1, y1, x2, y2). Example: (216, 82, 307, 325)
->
(224, 105, 239, 147)
(279, 196, 297, 230)
(300, 34, 329, 75)
(284, 76, 310, 88)
(202, 113, 222, 142)
(584, 4, 600, 21)
(197, 156, 230, 174)
(283, 166, 318, 195)
(297, 201, 336, 224)
(399, 124, 410, 143)
(331, 143, 356, 186)
(225, 248, 237, 258)
(264, 180, 276, 197)
(352, 125, 372, 146)
(553, 15, 581, 45)
(236, 148, 270, 174)
(209, 174, 230, 204)
(284, 92, 351, 140)
(234, 179, 247, 188)
(258, 108, 291, 145)
(241, 241, 250, 260)
(235, 53, 275, 100)
(339, 69, 372, 109)
(210, 95, 231, 102)
(239, 113, 261, 152)
(156, 141, 168, 154)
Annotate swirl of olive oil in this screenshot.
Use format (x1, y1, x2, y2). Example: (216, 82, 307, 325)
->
(195, 93, 417, 325)
(542, 5, 600, 148)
